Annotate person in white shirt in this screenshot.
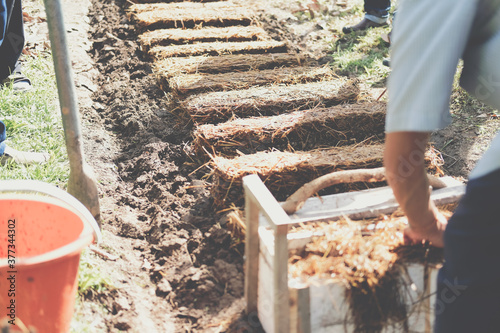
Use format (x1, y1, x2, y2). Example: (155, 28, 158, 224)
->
(384, 0, 500, 331)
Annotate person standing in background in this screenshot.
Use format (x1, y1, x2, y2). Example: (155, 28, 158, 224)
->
(342, 0, 391, 33)
(1, 0, 32, 91)
(1, 0, 49, 164)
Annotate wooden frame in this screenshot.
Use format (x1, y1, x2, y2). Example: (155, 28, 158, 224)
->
(243, 174, 465, 333)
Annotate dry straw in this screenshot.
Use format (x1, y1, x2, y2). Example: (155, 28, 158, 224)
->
(128, 2, 253, 30)
(128, 0, 222, 4)
(288, 208, 452, 332)
(148, 40, 288, 59)
(210, 145, 443, 209)
(139, 26, 270, 50)
(153, 53, 308, 77)
(167, 65, 336, 97)
(192, 101, 386, 158)
(211, 144, 385, 208)
(182, 79, 361, 124)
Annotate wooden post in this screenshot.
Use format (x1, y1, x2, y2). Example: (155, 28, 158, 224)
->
(274, 224, 290, 333)
(243, 174, 293, 332)
(244, 178, 260, 314)
(296, 287, 311, 333)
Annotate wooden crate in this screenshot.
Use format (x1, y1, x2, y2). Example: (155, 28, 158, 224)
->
(242, 174, 465, 333)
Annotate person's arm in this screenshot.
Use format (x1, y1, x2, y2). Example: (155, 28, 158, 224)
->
(384, 131, 447, 247)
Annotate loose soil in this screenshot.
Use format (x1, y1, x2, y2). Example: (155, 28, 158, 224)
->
(23, 0, 500, 332)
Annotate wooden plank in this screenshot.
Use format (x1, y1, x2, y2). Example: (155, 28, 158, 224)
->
(244, 186, 260, 314)
(248, 175, 454, 332)
(296, 287, 311, 333)
(166, 66, 335, 97)
(242, 174, 291, 228)
(274, 224, 290, 333)
(258, 226, 277, 333)
(139, 26, 270, 49)
(153, 53, 309, 76)
(243, 174, 292, 332)
(288, 178, 465, 224)
(149, 40, 288, 59)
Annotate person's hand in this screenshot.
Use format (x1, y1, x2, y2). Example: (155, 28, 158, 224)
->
(404, 209, 449, 247)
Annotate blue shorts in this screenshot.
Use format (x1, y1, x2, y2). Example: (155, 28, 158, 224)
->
(435, 168, 500, 332)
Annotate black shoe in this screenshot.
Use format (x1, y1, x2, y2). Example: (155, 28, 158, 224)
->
(0, 61, 32, 93)
(342, 17, 388, 33)
(382, 58, 390, 67)
(1, 72, 32, 92)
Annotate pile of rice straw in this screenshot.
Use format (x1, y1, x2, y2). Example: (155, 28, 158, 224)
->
(288, 209, 452, 332)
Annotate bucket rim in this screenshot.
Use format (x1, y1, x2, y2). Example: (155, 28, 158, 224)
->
(0, 180, 102, 244)
(0, 192, 98, 267)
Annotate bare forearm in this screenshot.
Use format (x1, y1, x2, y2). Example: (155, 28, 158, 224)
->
(384, 132, 437, 229)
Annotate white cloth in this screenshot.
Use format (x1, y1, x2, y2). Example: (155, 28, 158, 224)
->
(386, 0, 500, 180)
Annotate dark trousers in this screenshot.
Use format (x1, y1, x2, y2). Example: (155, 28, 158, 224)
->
(365, 0, 391, 18)
(435, 168, 500, 332)
(0, 0, 25, 81)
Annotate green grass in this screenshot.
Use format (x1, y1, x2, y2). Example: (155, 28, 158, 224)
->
(78, 249, 114, 296)
(283, 0, 393, 87)
(326, 0, 393, 86)
(0, 53, 69, 185)
(330, 27, 391, 86)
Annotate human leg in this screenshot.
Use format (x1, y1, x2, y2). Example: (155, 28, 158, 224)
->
(434, 168, 500, 333)
(0, 0, 30, 92)
(343, 0, 391, 33)
(364, 0, 391, 22)
(0, 0, 25, 82)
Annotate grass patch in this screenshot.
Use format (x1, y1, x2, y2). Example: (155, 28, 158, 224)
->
(78, 249, 114, 297)
(0, 53, 69, 185)
(282, 0, 393, 86)
(329, 25, 391, 86)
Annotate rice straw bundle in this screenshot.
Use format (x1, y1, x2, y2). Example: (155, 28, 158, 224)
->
(192, 102, 386, 158)
(210, 145, 443, 208)
(139, 26, 270, 50)
(153, 53, 308, 77)
(166, 65, 335, 97)
(149, 40, 288, 59)
(128, 2, 254, 30)
(211, 144, 385, 208)
(183, 79, 360, 124)
(288, 209, 451, 332)
(129, 0, 229, 6)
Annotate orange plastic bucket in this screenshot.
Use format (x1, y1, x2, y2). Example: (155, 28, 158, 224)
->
(0, 180, 101, 333)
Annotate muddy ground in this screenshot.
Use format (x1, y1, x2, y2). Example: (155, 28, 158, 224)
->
(23, 0, 498, 331)
(75, 0, 265, 331)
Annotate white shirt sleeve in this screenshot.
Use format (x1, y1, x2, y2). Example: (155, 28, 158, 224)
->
(386, 0, 477, 133)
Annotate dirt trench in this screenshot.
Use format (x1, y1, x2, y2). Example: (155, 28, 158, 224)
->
(83, 0, 391, 332)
